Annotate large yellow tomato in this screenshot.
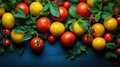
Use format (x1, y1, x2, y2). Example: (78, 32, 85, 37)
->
(104, 18, 118, 31)
(87, 0, 94, 7)
(0, 7, 5, 16)
(73, 21, 86, 36)
(2, 13, 15, 29)
(92, 23, 105, 37)
(11, 30, 24, 44)
(50, 22, 65, 36)
(29, 2, 43, 16)
(92, 37, 106, 50)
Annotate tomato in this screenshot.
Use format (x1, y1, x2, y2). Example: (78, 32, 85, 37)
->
(63, 1, 71, 9)
(104, 33, 113, 42)
(11, 30, 24, 44)
(52, 7, 68, 22)
(2, 13, 15, 29)
(0, 7, 5, 16)
(116, 38, 120, 45)
(3, 29, 11, 37)
(92, 37, 106, 50)
(48, 35, 56, 43)
(30, 2, 43, 16)
(36, 17, 51, 33)
(92, 23, 105, 37)
(16, 3, 29, 15)
(76, 2, 90, 17)
(50, 22, 65, 36)
(3, 39, 10, 47)
(79, 0, 84, 2)
(87, 0, 94, 7)
(24, 0, 29, 5)
(116, 16, 120, 25)
(116, 48, 120, 56)
(114, 8, 120, 14)
(104, 18, 118, 31)
(73, 21, 86, 36)
(60, 31, 76, 47)
(30, 37, 44, 51)
(82, 33, 93, 44)
(90, 14, 97, 24)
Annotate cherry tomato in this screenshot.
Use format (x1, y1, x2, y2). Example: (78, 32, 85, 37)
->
(3, 29, 11, 37)
(15, 3, 29, 15)
(23, 0, 30, 5)
(4, 39, 10, 47)
(48, 35, 56, 43)
(82, 33, 93, 44)
(52, 7, 68, 22)
(114, 8, 120, 14)
(30, 37, 44, 51)
(36, 17, 51, 33)
(76, 2, 90, 17)
(60, 31, 76, 47)
(116, 38, 120, 45)
(63, 1, 71, 9)
(104, 33, 113, 42)
(116, 16, 120, 25)
(116, 48, 120, 56)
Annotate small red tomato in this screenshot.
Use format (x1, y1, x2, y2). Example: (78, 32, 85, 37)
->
(3, 29, 11, 37)
(60, 31, 76, 47)
(52, 7, 68, 22)
(116, 48, 120, 56)
(30, 37, 44, 51)
(82, 33, 93, 44)
(36, 17, 51, 33)
(24, 0, 30, 5)
(116, 38, 120, 45)
(104, 33, 113, 42)
(116, 16, 120, 25)
(79, 0, 84, 2)
(76, 2, 90, 17)
(4, 39, 10, 47)
(63, 1, 71, 9)
(90, 14, 97, 24)
(114, 8, 120, 14)
(15, 3, 29, 15)
(48, 35, 56, 43)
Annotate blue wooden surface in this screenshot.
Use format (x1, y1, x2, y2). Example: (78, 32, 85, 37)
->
(0, 40, 120, 67)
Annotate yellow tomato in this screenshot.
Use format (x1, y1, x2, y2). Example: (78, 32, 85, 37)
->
(50, 22, 65, 36)
(0, 7, 5, 16)
(11, 30, 24, 44)
(92, 37, 106, 50)
(2, 13, 15, 29)
(104, 18, 118, 31)
(87, 0, 94, 7)
(92, 23, 105, 37)
(73, 21, 86, 36)
(29, 2, 43, 16)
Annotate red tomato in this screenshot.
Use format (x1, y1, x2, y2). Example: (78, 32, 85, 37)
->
(79, 0, 84, 2)
(52, 7, 68, 22)
(104, 33, 113, 42)
(30, 37, 44, 51)
(15, 3, 29, 15)
(90, 14, 97, 24)
(116, 38, 120, 45)
(116, 48, 120, 56)
(48, 35, 56, 43)
(114, 8, 120, 14)
(4, 39, 10, 47)
(3, 29, 11, 37)
(82, 33, 93, 44)
(36, 17, 51, 33)
(76, 2, 90, 17)
(63, 1, 71, 9)
(116, 16, 120, 25)
(23, 0, 29, 5)
(60, 31, 76, 47)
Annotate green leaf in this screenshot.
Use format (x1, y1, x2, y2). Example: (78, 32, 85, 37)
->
(102, 13, 112, 19)
(69, 23, 73, 32)
(43, 3, 49, 11)
(97, 2, 102, 10)
(18, 47, 24, 55)
(22, 32, 32, 41)
(65, 19, 75, 29)
(7, 44, 15, 53)
(80, 45, 88, 52)
(78, 20, 88, 30)
(92, 0, 98, 5)
(105, 51, 117, 59)
(103, 2, 115, 12)
(88, 8, 99, 13)
(71, 52, 76, 60)
(50, 2, 60, 17)
(0, 46, 5, 55)
(71, 0, 79, 3)
(13, 26, 29, 33)
(106, 43, 116, 50)
(76, 49, 82, 56)
(95, 12, 101, 22)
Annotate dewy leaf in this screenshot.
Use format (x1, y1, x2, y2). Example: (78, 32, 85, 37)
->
(95, 12, 101, 22)
(43, 3, 49, 11)
(106, 43, 116, 50)
(50, 2, 60, 17)
(102, 12, 112, 19)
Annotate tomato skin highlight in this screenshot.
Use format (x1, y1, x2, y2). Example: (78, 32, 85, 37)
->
(30, 37, 44, 51)
(116, 48, 120, 56)
(4, 39, 10, 47)
(60, 31, 76, 47)
(36, 17, 51, 33)
(104, 33, 113, 42)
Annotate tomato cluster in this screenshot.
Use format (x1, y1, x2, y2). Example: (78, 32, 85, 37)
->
(0, 0, 120, 59)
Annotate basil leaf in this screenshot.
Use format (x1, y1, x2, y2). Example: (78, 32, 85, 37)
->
(22, 32, 32, 41)
(106, 43, 116, 50)
(43, 3, 49, 11)
(95, 12, 101, 22)
(50, 2, 60, 17)
(7, 44, 15, 53)
(102, 13, 112, 19)
(0, 46, 5, 55)
(88, 8, 99, 13)
(13, 26, 29, 33)
(105, 51, 117, 59)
